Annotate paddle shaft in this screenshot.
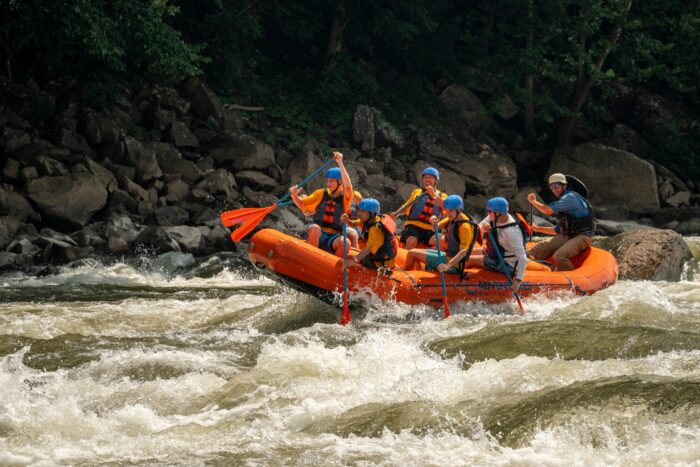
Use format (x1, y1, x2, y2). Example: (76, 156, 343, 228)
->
(487, 230, 525, 313)
(433, 222, 451, 319)
(529, 204, 533, 242)
(340, 223, 351, 325)
(391, 192, 429, 217)
(276, 158, 335, 205)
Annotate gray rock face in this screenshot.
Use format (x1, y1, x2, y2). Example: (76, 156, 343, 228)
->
(208, 133, 275, 170)
(352, 105, 375, 152)
(163, 225, 204, 253)
(182, 78, 224, 123)
(0, 216, 24, 250)
(194, 169, 238, 199)
(0, 188, 40, 222)
(675, 218, 700, 235)
(168, 121, 200, 148)
(235, 170, 278, 191)
(136, 226, 181, 253)
(151, 206, 190, 226)
(596, 219, 654, 236)
(607, 229, 691, 281)
(27, 171, 111, 228)
(550, 142, 659, 214)
(152, 143, 202, 183)
(439, 84, 500, 134)
(122, 137, 163, 183)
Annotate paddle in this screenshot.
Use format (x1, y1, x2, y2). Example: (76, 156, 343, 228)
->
(391, 192, 429, 217)
(529, 204, 533, 242)
(340, 223, 351, 325)
(433, 222, 451, 319)
(220, 158, 335, 241)
(487, 230, 525, 314)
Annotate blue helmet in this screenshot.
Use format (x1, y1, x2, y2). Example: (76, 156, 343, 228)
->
(443, 195, 464, 211)
(486, 197, 509, 214)
(326, 167, 342, 180)
(358, 198, 380, 214)
(421, 167, 440, 181)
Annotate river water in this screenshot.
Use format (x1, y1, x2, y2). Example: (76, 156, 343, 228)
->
(1, 239, 699, 466)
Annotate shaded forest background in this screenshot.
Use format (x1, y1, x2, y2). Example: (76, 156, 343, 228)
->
(1, 0, 699, 178)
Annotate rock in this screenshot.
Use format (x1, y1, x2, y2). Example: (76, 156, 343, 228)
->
(597, 123, 650, 158)
(606, 229, 691, 281)
(152, 143, 202, 183)
(196, 156, 215, 172)
(163, 226, 204, 253)
(352, 105, 375, 152)
(412, 162, 466, 198)
(193, 206, 220, 227)
(0, 76, 55, 122)
(514, 150, 548, 168)
(122, 137, 163, 183)
(84, 112, 122, 146)
(236, 170, 278, 191)
(439, 84, 500, 134)
(596, 219, 654, 236)
(509, 186, 540, 213)
(181, 78, 224, 123)
(3, 128, 31, 154)
(35, 156, 69, 176)
(166, 179, 190, 201)
(492, 94, 520, 120)
(240, 187, 276, 207)
(194, 169, 238, 199)
(665, 191, 691, 208)
(550, 142, 659, 214)
(0, 251, 17, 271)
(207, 133, 275, 170)
(20, 166, 39, 181)
(58, 246, 95, 263)
(675, 218, 700, 235)
(107, 228, 130, 254)
(374, 114, 405, 150)
(150, 206, 190, 226)
(653, 207, 700, 226)
(168, 121, 200, 148)
(106, 213, 140, 243)
(26, 170, 112, 229)
(71, 228, 105, 248)
(136, 226, 181, 253)
(120, 176, 149, 202)
(3, 158, 20, 181)
(286, 141, 328, 191)
(0, 188, 40, 222)
(0, 216, 23, 249)
(152, 251, 195, 273)
(596, 205, 630, 221)
(156, 86, 191, 115)
(6, 236, 41, 257)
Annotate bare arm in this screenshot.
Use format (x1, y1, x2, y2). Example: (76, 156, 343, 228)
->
(527, 193, 554, 216)
(334, 151, 353, 201)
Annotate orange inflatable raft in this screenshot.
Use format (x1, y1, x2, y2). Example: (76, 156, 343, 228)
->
(247, 228, 618, 307)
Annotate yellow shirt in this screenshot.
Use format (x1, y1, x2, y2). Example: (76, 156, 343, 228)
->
(299, 188, 352, 234)
(437, 212, 476, 260)
(403, 188, 448, 231)
(357, 216, 395, 268)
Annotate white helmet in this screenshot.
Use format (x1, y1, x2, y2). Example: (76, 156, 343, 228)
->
(548, 173, 567, 185)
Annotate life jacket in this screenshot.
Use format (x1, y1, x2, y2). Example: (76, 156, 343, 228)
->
(312, 189, 347, 232)
(485, 214, 528, 263)
(445, 213, 478, 259)
(349, 191, 363, 219)
(556, 191, 596, 237)
(363, 215, 398, 263)
(408, 191, 443, 223)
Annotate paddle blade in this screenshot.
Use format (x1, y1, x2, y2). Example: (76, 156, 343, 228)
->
(229, 205, 276, 242)
(221, 207, 268, 227)
(442, 296, 451, 319)
(514, 292, 526, 314)
(340, 292, 351, 325)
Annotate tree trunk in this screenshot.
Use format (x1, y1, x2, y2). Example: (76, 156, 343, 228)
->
(523, 0, 535, 138)
(325, 0, 347, 66)
(553, 0, 633, 148)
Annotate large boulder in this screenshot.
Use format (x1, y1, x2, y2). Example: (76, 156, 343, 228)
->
(207, 133, 275, 170)
(152, 143, 202, 183)
(352, 105, 375, 152)
(122, 137, 163, 183)
(194, 169, 238, 199)
(167, 121, 199, 149)
(236, 170, 278, 191)
(0, 76, 55, 123)
(26, 160, 116, 228)
(549, 142, 659, 214)
(0, 216, 24, 250)
(605, 229, 691, 281)
(163, 226, 204, 254)
(181, 78, 224, 123)
(439, 84, 500, 135)
(0, 188, 40, 222)
(412, 161, 465, 198)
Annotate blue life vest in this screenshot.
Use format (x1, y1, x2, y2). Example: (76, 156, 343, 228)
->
(408, 192, 443, 223)
(557, 191, 596, 237)
(312, 189, 346, 232)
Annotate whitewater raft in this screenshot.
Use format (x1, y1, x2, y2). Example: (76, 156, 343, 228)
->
(247, 228, 618, 307)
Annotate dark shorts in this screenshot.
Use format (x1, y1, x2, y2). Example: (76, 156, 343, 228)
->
(400, 224, 434, 246)
(318, 231, 341, 253)
(484, 255, 514, 276)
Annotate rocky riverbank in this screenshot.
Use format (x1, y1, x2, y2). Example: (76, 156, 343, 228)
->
(1, 75, 699, 276)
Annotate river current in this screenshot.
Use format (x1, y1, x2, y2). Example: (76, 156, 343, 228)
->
(1, 239, 699, 466)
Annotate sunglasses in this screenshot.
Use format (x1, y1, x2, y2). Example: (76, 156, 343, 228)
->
(549, 182, 563, 190)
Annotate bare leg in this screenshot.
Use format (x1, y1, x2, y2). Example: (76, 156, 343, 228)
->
(404, 235, 418, 250)
(405, 249, 429, 270)
(307, 224, 321, 247)
(347, 228, 359, 248)
(463, 255, 486, 269)
(332, 236, 345, 257)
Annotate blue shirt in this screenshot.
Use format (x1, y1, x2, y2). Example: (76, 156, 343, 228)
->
(550, 191, 593, 235)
